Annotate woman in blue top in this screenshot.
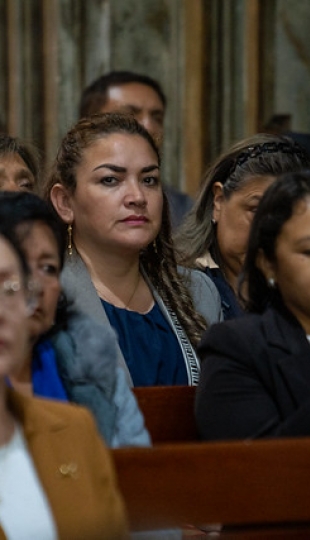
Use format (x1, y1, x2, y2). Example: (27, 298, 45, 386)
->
(45, 113, 222, 387)
(0, 191, 150, 447)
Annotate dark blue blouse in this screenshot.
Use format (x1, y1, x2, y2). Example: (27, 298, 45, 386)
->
(101, 299, 188, 386)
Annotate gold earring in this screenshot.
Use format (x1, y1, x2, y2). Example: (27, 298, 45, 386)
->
(67, 224, 73, 256)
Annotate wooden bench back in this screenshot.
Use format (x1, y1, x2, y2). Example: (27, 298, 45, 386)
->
(113, 437, 310, 534)
(133, 385, 198, 443)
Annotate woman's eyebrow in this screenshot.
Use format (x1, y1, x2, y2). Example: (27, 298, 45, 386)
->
(92, 164, 159, 173)
(294, 236, 310, 246)
(92, 164, 126, 172)
(245, 194, 263, 203)
(15, 168, 34, 179)
(141, 165, 159, 173)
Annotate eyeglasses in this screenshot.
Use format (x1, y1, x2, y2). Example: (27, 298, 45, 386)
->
(0, 278, 22, 297)
(0, 277, 41, 315)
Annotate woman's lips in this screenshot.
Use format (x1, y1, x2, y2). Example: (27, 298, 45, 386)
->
(122, 215, 148, 224)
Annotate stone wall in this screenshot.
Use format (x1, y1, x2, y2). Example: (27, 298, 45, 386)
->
(274, 0, 310, 131)
(1, 0, 310, 193)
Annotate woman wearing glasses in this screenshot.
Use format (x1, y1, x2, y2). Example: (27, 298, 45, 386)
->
(0, 191, 150, 448)
(0, 228, 128, 540)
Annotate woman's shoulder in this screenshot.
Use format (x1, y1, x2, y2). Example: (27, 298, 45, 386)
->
(61, 252, 94, 305)
(10, 388, 98, 432)
(51, 310, 119, 392)
(42, 395, 95, 425)
(204, 303, 297, 343)
(198, 311, 265, 359)
(186, 266, 219, 289)
(178, 265, 223, 324)
(208, 311, 262, 335)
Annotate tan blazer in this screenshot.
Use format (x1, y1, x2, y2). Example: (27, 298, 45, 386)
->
(0, 390, 128, 540)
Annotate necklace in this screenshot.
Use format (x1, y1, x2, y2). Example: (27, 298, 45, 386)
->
(96, 272, 141, 310)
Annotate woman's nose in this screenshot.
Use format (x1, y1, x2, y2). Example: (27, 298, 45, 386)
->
(124, 180, 147, 206)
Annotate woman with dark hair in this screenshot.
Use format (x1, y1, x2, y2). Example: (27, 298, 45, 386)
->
(0, 191, 150, 447)
(175, 134, 310, 319)
(44, 113, 222, 387)
(196, 170, 310, 441)
(0, 227, 128, 540)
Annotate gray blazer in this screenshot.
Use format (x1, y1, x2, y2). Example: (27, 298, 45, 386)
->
(61, 250, 223, 387)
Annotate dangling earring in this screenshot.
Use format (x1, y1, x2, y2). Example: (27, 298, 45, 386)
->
(153, 239, 158, 254)
(67, 224, 73, 256)
(268, 277, 276, 288)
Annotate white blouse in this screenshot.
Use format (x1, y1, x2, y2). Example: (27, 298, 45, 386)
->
(0, 425, 58, 540)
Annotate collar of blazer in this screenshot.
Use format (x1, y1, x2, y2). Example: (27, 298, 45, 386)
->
(7, 388, 69, 437)
(61, 248, 134, 387)
(262, 305, 310, 405)
(262, 304, 308, 354)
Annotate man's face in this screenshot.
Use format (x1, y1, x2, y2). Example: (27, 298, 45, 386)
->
(99, 82, 165, 146)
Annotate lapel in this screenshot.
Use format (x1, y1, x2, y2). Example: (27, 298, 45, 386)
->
(142, 267, 200, 384)
(262, 306, 310, 406)
(61, 250, 133, 386)
(61, 249, 111, 325)
(7, 390, 73, 528)
(7, 390, 94, 540)
(7, 389, 72, 476)
(8, 387, 68, 435)
(5, 390, 128, 540)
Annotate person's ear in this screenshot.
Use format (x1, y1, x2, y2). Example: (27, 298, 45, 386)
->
(256, 248, 276, 284)
(50, 184, 74, 224)
(212, 182, 224, 223)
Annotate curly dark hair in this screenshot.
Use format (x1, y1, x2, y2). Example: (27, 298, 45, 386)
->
(44, 112, 207, 346)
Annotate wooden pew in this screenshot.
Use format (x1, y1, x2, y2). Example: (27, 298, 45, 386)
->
(133, 385, 198, 443)
(113, 437, 310, 536)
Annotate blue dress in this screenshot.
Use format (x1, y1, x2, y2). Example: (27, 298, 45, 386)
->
(101, 299, 188, 386)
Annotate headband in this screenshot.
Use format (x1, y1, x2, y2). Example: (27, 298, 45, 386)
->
(231, 140, 309, 175)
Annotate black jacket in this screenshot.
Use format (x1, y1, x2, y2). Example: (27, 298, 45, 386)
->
(196, 305, 310, 441)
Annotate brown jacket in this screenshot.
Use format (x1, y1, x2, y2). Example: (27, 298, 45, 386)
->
(0, 390, 128, 540)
